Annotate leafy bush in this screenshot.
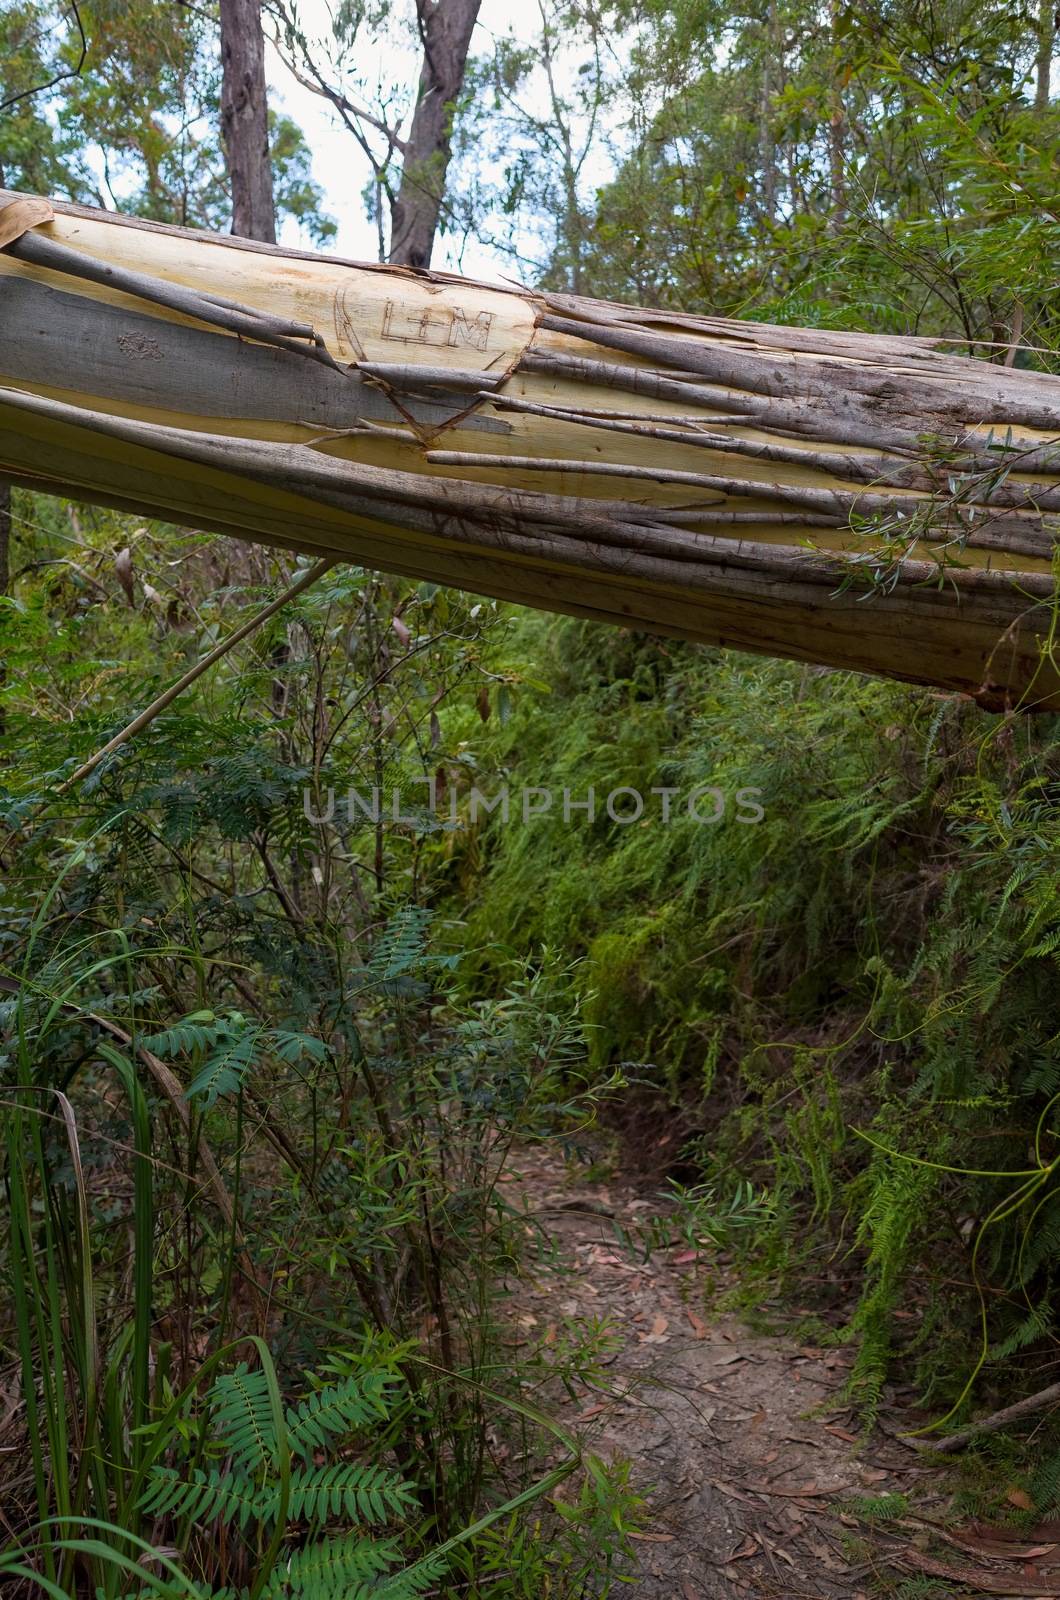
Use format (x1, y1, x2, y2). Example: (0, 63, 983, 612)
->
(453, 613, 1060, 1431)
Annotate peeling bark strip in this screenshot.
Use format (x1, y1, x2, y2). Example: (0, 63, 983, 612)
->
(0, 192, 1059, 709)
(0, 276, 508, 435)
(4, 230, 343, 371)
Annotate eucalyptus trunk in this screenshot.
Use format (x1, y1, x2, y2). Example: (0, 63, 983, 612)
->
(1035, 0, 1055, 116)
(388, 0, 482, 267)
(1, 191, 1059, 709)
(219, 0, 277, 244)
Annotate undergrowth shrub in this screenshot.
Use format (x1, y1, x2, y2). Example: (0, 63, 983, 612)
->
(0, 555, 638, 1594)
(452, 613, 1060, 1436)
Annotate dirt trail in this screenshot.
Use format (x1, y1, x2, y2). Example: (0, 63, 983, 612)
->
(499, 1145, 944, 1599)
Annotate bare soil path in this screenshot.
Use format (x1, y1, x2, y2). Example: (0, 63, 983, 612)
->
(499, 1144, 948, 1599)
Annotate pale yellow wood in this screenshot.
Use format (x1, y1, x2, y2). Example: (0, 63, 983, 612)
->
(0, 189, 1058, 710)
(0, 203, 536, 374)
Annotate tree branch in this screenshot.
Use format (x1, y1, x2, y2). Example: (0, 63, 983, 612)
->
(0, 0, 87, 114)
(60, 557, 337, 792)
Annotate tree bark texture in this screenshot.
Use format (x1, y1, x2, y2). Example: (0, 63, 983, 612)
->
(1035, 0, 1056, 115)
(220, 0, 277, 245)
(388, 0, 482, 268)
(1, 191, 1059, 709)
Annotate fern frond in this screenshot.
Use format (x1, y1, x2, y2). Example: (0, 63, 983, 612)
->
(840, 1491, 909, 1523)
(285, 1375, 393, 1461)
(1026, 928, 1060, 961)
(271, 1030, 327, 1065)
(379, 1551, 451, 1597)
(141, 1011, 227, 1058)
(1023, 1050, 1060, 1098)
(1016, 1197, 1060, 1283)
(212, 1364, 277, 1473)
(1033, 1448, 1060, 1514)
(139, 1466, 263, 1531)
(991, 1302, 1051, 1361)
(186, 1024, 261, 1107)
(278, 1462, 415, 1525)
(367, 907, 433, 980)
(264, 1532, 398, 1598)
(140, 1459, 414, 1534)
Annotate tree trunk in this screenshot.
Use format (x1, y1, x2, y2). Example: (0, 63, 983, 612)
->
(0, 476, 8, 745)
(827, 0, 847, 230)
(1035, 0, 1055, 115)
(220, 0, 276, 244)
(1, 191, 1059, 711)
(0, 163, 10, 601)
(219, 0, 287, 710)
(758, 0, 778, 227)
(388, 0, 482, 268)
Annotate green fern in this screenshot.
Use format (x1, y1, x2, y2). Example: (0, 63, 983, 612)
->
(211, 1365, 278, 1474)
(140, 1461, 413, 1530)
(279, 1463, 415, 1524)
(1032, 1448, 1060, 1515)
(141, 1010, 229, 1059)
(286, 1374, 395, 1460)
(271, 1030, 328, 1065)
(185, 1024, 262, 1108)
(1023, 1050, 1060, 1098)
(261, 1531, 399, 1598)
(839, 1491, 910, 1523)
(991, 1302, 1052, 1362)
(367, 907, 433, 981)
(137, 1358, 426, 1600)
(845, 1148, 938, 1421)
(1016, 1198, 1060, 1282)
(141, 1012, 323, 1105)
(140, 1466, 265, 1531)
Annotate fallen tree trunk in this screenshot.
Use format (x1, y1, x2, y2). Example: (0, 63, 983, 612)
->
(1, 191, 1058, 707)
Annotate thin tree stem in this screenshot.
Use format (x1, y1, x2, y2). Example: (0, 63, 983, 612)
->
(61, 557, 337, 791)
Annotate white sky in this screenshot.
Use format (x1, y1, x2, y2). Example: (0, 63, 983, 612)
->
(263, 0, 609, 284)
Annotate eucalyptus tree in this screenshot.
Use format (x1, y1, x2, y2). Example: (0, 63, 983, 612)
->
(220, 0, 277, 241)
(270, 0, 483, 266)
(561, 0, 1059, 349)
(457, 0, 627, 289)
(0, 0, 332, 235)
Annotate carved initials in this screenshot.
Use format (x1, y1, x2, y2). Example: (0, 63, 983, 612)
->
(381, 300, 493, 351)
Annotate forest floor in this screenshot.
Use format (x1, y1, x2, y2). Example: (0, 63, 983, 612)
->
(499, 1144, 1060, 1600)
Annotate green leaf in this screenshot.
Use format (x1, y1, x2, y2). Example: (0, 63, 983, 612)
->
(210, 1364, 277, 1474)
(286, 1374, 394, 1460)
(186, 1027, 261, 1107)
